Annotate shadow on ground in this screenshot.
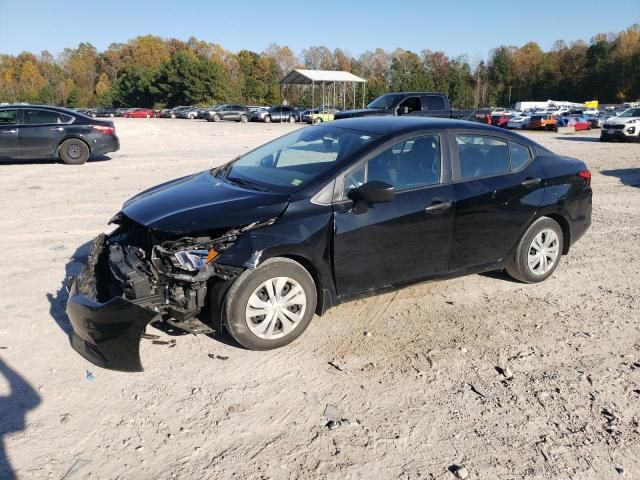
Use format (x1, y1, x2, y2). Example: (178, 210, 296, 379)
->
(0, 358, 40, 480)
(601, 168, 640, 188)
(0, 155, 112, 166)
(553, 136, 601, 142)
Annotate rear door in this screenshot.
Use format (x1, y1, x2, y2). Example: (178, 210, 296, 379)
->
(333, 132, 455, 295)
(19, 109, 73, 158)
(0, 108, 20, 159)
(449, 131, 545, 270)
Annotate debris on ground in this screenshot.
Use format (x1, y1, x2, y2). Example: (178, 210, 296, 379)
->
(60, 458, 91, 480)
(152, 339, 177, 347)
(328, 360, 344, 372)
(85, 371, 94, 381)
(142, 333, 160, 340)
(468, 383, 491, 399)
(449, 464, 469, 479)
(208, 353, 229, 361)
(323, 404, 342, 420)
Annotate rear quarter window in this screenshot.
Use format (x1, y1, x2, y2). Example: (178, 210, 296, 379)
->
(509, 142, 532, 171)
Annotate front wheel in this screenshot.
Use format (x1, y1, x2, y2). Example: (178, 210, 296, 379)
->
(240, 114, 248, 123)
(505, 217, 563, 283)
(213, 114, 221, 122)
(223, 258, 317, 350)
(59, 138, 90, 165)
(264, 115, 271, 123)
(289, 115, 296, 123)
(313, 118, 322, 124)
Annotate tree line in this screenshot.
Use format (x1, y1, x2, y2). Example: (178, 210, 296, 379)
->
(0, 25, 638, 109)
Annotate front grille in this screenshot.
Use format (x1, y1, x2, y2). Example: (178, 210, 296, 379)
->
(603, 124, 624, 130)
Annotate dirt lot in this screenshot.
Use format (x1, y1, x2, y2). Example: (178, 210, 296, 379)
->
(0, 119, 638, 480)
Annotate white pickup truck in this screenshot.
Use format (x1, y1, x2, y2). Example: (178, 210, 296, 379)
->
(601, 108, 640, 142)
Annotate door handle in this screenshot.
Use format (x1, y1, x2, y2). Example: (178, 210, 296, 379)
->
(2, 129, 17, 134)
(50, 127, 64, 131)
(425, 201, 452, 212)
(521, 177, 541, 187)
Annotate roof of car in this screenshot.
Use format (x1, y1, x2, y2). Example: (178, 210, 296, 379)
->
(328, 116, 511, 136)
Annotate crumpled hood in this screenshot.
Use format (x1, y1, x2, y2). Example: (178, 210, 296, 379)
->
(122, 171, 290, 234)
(334, 108, 390, 119)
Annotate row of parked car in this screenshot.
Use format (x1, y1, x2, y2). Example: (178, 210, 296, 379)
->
(483, 106, 640, 141)
(487, 109, 612, 132)
(76, 105, 341, 124)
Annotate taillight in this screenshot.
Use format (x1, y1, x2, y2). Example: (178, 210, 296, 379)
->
(578, 170, 591, 187)
(91, 125, 115, 135)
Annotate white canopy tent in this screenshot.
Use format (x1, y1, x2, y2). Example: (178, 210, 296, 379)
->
(279, 69, 367, 113)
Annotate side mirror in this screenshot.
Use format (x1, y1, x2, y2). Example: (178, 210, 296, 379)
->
(349, 181, 395, 204)
(398, 106, 409, 115)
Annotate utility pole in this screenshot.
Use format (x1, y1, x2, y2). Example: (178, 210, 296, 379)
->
(508, 85, 512, 108)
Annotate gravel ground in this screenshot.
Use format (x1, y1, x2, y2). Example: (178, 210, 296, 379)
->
(0, 119, 638, 480)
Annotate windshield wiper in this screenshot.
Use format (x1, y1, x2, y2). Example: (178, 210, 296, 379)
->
(225, 176, 269, 192)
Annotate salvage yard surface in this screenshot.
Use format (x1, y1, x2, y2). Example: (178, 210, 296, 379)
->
(0, 119, 639, 479)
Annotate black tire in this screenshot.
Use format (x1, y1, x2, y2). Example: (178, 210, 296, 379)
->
(600, 137, 608, 142)
(59, 138, 90, 165)
(240, 114, 248, 123)
(314, 118, 323, 124)
(505, 217, 563, 284)
(223, 257, 317, 350)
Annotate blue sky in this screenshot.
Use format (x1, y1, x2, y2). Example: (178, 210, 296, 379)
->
(0, 0, 637, 59)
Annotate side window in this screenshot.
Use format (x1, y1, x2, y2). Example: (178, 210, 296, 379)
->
(342, 135, 441, 197)
(456, 135, 510, 179)
(397, 96, 421, 115)
(0, 109, 17, 124)
(509, 142, 531, 171)
(23, 109, 65, 125)
(425, 95, 446, 110)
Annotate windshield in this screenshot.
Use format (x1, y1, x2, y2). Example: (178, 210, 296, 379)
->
(619, 108, 640, 117)
(367, 93, 404, 110)
(217, 126, 380, 193)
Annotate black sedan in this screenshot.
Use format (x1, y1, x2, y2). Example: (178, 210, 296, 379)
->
(89, 107, 118, 118)
(66, 117, 592, 371)
(0, 105, 119, 164)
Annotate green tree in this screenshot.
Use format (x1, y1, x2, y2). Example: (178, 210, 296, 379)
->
(155, 50, 227, 106)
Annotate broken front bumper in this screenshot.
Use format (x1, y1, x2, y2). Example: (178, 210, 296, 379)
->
(66, 235, 159, 372)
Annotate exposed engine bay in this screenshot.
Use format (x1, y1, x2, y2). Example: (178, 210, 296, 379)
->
(83, 214, 275, 332)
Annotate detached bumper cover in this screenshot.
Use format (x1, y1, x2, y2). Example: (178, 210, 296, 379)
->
(66, 235, 159, 372)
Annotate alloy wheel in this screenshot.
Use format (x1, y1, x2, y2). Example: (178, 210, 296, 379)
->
(245, 277, 307, 340)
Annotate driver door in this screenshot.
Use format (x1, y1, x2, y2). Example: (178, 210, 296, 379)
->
(333, 133, 455, 296)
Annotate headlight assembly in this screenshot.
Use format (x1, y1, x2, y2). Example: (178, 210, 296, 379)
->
(173, 248, 219, 271)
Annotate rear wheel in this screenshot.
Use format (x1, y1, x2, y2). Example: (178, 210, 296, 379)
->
(213, 114, 221, 122)
(264, 115, 271, 123)
(505, 217, 563, 283)
(289, 115, 296, 123)
(240, 114, 248, 123)
(145, 114, 150, 118)
(314, 118, 323, 124)
(223, 258, 317, 350)
(59, 138, 90, 165)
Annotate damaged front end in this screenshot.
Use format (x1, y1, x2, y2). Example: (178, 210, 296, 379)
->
(66, 215, 270, 372)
